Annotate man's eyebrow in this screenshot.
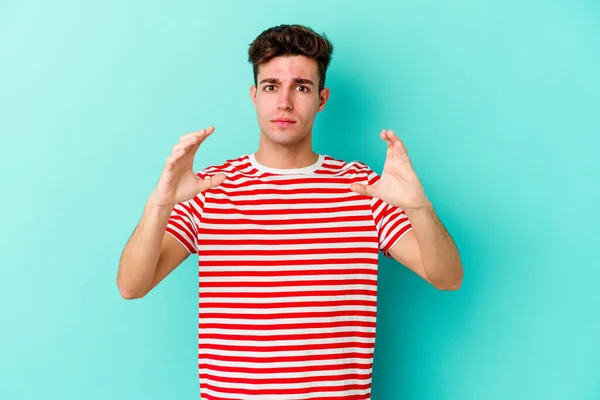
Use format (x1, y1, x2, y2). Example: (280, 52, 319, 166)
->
(259, 77, 315, 86)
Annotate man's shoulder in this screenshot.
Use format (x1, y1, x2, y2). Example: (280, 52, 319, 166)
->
(195, 154, 251, 177)
(321, 154, 374, 176)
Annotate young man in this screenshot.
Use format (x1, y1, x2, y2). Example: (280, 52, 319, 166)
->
(117, 24, 463, 400)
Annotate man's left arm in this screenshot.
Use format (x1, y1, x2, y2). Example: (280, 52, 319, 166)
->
(350, 128, 463, 291)
(388, 202, 463, 291)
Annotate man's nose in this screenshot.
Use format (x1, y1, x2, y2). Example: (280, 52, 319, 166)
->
(277, 90, 293, 110)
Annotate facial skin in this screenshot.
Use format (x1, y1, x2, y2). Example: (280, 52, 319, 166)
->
(250, 55, 330, 168)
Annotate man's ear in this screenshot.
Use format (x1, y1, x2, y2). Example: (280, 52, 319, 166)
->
(317, 87, 330, 112)
(250, 85, 257, 107)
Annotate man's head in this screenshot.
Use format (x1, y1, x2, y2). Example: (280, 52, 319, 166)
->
(248, 24, 333, 148)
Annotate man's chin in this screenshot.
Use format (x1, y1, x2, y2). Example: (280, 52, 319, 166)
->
(263, 130, 306, 146)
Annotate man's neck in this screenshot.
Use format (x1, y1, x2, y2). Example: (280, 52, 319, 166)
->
(253, 135, 319, 170)
(253, 148, 320, 170)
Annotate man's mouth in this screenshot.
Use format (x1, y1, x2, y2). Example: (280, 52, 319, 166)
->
(272, 118, 296, 127)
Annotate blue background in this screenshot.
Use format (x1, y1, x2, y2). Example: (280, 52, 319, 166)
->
(1, 0, 599, 399)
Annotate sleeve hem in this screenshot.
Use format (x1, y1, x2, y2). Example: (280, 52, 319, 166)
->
(382, 225, 413, 259)
(165, 228, 195, 255)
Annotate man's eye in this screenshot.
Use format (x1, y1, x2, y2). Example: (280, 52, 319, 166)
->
(264, 85, 275, 91)
(297, 86, 309, 92)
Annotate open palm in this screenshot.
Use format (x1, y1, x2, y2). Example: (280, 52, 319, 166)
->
(350, 129, 428, 210)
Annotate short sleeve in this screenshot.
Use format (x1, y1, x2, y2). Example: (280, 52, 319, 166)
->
(164, 172, 209, 254)
(366, 168, 413, 258)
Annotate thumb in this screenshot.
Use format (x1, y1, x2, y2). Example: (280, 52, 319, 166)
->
(350, 183, 376, 197)
(198, 173, 226, 193)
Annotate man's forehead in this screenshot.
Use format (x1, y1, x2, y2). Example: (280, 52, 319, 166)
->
(257, 56, 318, 81)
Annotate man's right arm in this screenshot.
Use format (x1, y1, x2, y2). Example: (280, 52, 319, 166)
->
(116, 200, 190, 300)
(116, 126, 225, 300)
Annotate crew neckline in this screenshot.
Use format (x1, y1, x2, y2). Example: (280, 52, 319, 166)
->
(248, 153, 325, 175)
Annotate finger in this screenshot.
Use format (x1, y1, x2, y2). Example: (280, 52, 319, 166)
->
(386, 129, 405, 149)
(167, 141, 196, 167)
(167, 126, 215, 170)
(164, 151, 183, 170)
(178, 135, 204, 151)
(197, 173, 226, 192)
(387, 131, 413, 166)
(179, 126, 215, 143)
(380, 129, 393, 149)
(171, 141, 194, 156)
(174, 127, 215, 154)
(389, 131, 411, 160)
(193, 126, 216, 147)
(350, 183, 376, 198)
(179, 131, 200, 143)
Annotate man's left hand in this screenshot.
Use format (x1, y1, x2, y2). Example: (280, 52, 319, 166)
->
(350, 129, 429, 210)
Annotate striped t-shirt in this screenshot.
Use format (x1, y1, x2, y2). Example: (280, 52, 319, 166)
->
(165, 153, 413, 400)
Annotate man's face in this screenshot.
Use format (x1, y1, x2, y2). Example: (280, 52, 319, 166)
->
(250, 55, 330, 148)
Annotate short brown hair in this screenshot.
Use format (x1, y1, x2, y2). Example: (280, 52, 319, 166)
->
(248, 24, 334, 92)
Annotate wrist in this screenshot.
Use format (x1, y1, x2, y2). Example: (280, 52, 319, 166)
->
(146, 193, 175, 212)
(403, 199, 433, 214)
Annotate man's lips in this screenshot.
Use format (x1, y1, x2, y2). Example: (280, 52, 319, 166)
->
(272, 119, 296, 127)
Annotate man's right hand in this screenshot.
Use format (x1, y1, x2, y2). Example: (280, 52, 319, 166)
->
(148, 126, 226, 208)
